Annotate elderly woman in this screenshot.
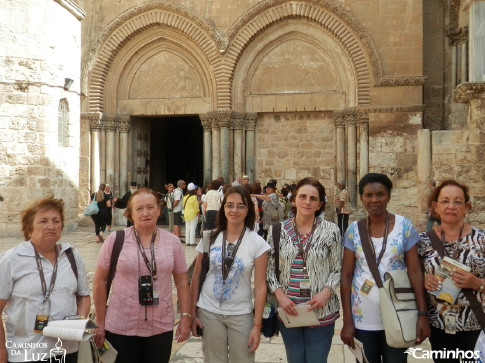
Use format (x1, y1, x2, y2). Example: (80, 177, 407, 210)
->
(190, 186, 269, 362)
(91, 183, 111, 243)
(0, 196, 91, 363)
(419, 180, 485, 363)
(252, 182, 283, 239)
(340, 173, 430, 363)
(266, 177, 342, 363)
(93, 188, 191, 363)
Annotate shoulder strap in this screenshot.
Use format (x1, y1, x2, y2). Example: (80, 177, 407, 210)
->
(272, 222, 282, 280)
(427, 229, 485, 327)
(106, 230, 125, 300)
(357, 219, 383, 288)
(427, 229, 446, 258)
(65, 248, 78, 281)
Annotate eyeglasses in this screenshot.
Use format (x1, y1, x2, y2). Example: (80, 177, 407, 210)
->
(224, 204, 248, 211)
(437, 200, 465, 207)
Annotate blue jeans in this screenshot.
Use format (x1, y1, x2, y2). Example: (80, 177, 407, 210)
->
(278, 320, 334, 363)
(355, 329, 406, 363)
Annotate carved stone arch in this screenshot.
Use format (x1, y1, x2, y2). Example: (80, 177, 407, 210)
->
(81, 1, 225, 113)
(222, 0, 382, 109)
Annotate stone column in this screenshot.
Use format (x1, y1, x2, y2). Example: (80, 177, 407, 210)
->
(417, 129, 432, 215)
(333, 111, 346, 185)
(117, 115, 132, 194)
(345, 110, 357, 207)
(103, 114, 116, 186)
(470, 1, 485, 82)
(217, 111, 232, 183)
(357, 108, 369, 180)
(200, 113, 213, 185)
(89, 114, 103, 192)
(232, 112, 244, 181)
(211, 113, 221, 179)
(245, 113, 257, 183)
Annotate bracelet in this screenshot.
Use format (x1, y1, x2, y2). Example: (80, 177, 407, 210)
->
(480, 279, 484, 292)
(253, 324, 263, 328)
(418, 311, 429, 317)
(180, 313, 192, 320)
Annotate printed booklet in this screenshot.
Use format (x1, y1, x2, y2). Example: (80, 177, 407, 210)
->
(43, 318, 98, 341)
(431, 256, 471, 304)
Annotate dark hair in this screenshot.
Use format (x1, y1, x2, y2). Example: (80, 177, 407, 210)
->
(209, 179, 222, 191)
(428, 179, 471, 218)
(280, 187, 289, 197)
(21, 196, 65, 240)
(211, 186, 256, 244)
(252, 183, 262, 194)
(358, 173, 393, 195)
(290, 177, 326, 217)
(124, 188, 161, 223)
(242, 184, 253, 195)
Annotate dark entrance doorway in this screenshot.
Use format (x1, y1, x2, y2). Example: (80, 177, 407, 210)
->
(149, 115, 203, 193)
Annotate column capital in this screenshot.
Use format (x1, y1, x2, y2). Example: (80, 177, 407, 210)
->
(244, 112, 257, 130)
(215, 110, 232, 128)
(84, 112, 103, 130)
(333, 110, 346, 128)
(116, 115, 132, 133)
(231, 112, 245, 130)
(102, 113, 117, 131)
(356, 107, 370, 125)
(344, 109, 357, 126)
(199, 113, 213, 131)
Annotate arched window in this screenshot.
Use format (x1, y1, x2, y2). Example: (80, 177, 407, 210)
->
(58, 99, 69, 147)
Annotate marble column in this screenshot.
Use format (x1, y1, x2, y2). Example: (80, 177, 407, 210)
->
(232, 112, 244, 181)
(117, 115, 132, 194)
(470, 1, 485, 82)
(211, 114, 221, 180)
(345, 110, 357, 207)
(333, 111, 346, 185)
(103, 114, 116, 186)
(417, 129, 432, 215)
(357, 108, 369, 180)
(89, 114, 103, 192)
(199, 113, 213, 186)
(245, 113, 257, 183)
(217, 111, 231, 183)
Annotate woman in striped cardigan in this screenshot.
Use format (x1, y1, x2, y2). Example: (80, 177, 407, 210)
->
(266, 177, 342, 363)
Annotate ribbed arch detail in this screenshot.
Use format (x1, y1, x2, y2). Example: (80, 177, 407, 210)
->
(220, 0, 381, 108)
(82, 1, 224, 112)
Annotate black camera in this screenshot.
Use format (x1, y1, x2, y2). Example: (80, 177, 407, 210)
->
(196, 326, 203, 336)
(139, 275, 154, 305)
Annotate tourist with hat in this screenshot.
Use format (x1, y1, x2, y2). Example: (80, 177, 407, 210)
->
(183, 183, 200, 246)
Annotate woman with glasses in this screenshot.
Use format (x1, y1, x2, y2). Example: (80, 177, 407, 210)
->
(190, 186, 269, 362)
(419, 180, 485, 363)
(340, 173, 430, 363)
(266, 177, 342, 363)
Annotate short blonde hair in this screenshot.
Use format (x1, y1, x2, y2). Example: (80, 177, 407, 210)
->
(21, 196, 65, 240)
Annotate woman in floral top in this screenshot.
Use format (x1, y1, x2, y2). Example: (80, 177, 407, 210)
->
(340, 173, 430, 363)
(418, 179, 485, 363)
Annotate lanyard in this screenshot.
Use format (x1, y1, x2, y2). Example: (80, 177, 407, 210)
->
(366, 212, 389, 266)
(32, 242, 59, 304)
(134, 229, 158, 280)
(293, 218, 317, 273)
(440, 224, 464, 260)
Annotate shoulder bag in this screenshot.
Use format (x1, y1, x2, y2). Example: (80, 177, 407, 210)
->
(358, 219, 418, 348)
(83, 201, 99, 216)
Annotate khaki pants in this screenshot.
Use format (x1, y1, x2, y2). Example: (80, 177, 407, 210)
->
(198, 308, 255, 363)
(168, 210, 174, 233)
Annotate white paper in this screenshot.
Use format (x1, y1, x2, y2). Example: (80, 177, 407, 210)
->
(43, 319, 98, 341)
(277, 304, 319, 328)
(348, 338, 369, 363)
(99, 339, 118, 363)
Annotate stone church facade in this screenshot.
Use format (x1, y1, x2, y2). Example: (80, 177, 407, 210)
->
(1, 0, 484, 236)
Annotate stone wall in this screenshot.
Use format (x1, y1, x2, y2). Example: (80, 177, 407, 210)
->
(0, 0, 83, 236)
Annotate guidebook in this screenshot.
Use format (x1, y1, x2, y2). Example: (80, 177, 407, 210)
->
(43, 318, 98, 341)
(431, 256, 471, 304)
(277, 304, 319, 328)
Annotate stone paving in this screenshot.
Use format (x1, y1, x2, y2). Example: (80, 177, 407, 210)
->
(0, 222, 432, 362)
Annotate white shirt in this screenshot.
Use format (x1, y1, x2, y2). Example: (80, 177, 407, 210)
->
(196, 229, 269, 315)
(173, 187, 183, 213)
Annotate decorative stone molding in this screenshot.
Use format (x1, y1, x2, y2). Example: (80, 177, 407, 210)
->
(368, 104, 425, 113)
(116, 115, 132, 132)
(199, 113, 212, 131)
(453, 82, 485, 103)
(446, 0, 468, 45)
(54, 0, 86, 21)
(376, 76, 427, 87)
(333, 111, 346, 127)
(344, 110, 357, 126)
(102, 114, 117, 131)
(231, 112, 245, 130)
(215, 110, 232, 128)
(244, 113, 257, 130)
(82, 112, 103, 130)
(357, 107, 370, 124)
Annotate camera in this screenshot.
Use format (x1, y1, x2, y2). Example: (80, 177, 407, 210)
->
(196, 326, 203, 336)
(139, 275, 154, 305)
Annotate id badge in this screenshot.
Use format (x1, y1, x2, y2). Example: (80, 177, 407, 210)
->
(153, 290, 160, 306)
(34, 314, 49, 333)
(360, 279, 374, 296)
(300, 281, 311, 298)
(444, 312, 457, 335)
(263, 303, 271, 319)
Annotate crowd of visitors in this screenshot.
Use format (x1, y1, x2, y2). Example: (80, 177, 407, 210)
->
(0, 173, 483, 363)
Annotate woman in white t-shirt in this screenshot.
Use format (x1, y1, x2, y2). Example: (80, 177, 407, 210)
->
(190, 186, 269, 362)
(204, 179, 223, 230)
(340, 173, 430, 363)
